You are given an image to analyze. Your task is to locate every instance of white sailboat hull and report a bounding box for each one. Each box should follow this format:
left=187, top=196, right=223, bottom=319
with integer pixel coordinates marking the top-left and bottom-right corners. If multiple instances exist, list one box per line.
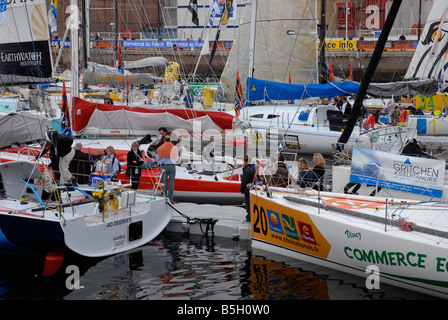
left=63, top=197, right=171, bottom=258
left=250, top=188, right=448, bottom=299
left=0, top=161, right=172, bottom=258
left=242, top=105, right=416, bottom=155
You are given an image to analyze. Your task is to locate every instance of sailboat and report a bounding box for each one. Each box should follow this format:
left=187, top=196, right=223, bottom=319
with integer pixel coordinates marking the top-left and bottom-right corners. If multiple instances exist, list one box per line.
left=0, top=0, right=172, bottom=259
left=247, top=0, right=448, bottom=299
left=221, top=0, right=417, bottom=156
left=395, top=0, right=448, bottom=157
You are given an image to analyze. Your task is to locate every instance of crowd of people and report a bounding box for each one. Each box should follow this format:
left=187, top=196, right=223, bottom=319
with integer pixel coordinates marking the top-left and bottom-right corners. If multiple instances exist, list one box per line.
left=37, top=128, right=180, bottom=204
left=240, top=152, right=327, bottom=222
left=329, top=95, right=430, bottom=126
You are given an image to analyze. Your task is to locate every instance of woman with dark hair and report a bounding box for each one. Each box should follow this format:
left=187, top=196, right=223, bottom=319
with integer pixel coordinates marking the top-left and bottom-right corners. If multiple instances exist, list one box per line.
left=126, top=141, right=144, bottom=190
left=270, top=154, right=289, bottom=188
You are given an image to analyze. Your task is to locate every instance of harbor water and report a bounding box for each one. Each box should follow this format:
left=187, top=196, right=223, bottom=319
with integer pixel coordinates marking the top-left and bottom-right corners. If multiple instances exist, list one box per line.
left=0, top=230, right=436, bottom=301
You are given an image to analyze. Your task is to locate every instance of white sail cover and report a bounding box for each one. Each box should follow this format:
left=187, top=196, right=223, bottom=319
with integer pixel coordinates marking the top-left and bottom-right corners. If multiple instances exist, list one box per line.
left=405, top=0, right=448, bottom=86
left=220, top=0, right=318, bottom=99
left=0, top=112, right=52, bottom=149
left=71, top=98, right=236, bottom=135
left=0, top=0, right=53, bottom=84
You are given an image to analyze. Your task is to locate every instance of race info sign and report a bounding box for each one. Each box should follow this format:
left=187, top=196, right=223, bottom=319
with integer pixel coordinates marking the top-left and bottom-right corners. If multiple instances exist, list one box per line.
left=350, top=147, right=445, bottom=198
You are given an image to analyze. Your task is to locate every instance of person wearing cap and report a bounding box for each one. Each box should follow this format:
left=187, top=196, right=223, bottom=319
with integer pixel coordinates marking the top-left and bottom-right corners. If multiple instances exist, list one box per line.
left=39, top=130, right=75, bottom=184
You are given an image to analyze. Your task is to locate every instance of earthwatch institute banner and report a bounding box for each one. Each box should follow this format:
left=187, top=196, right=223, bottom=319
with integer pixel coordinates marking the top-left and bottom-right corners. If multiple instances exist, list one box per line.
left=350, top=147, right=445, bottom=198
left=0, top=0, right=53, bottom=84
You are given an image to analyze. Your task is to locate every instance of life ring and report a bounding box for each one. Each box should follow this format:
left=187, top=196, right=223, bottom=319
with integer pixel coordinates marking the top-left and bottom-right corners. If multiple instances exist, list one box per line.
left=399, top=110, right=408, bottom=123
left=365, top=114, right=375, bottom=129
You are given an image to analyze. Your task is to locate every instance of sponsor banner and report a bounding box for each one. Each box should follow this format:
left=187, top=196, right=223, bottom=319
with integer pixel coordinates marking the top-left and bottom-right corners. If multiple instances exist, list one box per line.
left=123, top=40, right=204, bottom=49
left=53, top=40, right=234, bottom=50
left=350, top=147, right=445, bottom=197
left=251, top=194, right=331, bottom=259
left=0, top=41, right=52, bottom=79
left=317, top=40, right=357, bottom=50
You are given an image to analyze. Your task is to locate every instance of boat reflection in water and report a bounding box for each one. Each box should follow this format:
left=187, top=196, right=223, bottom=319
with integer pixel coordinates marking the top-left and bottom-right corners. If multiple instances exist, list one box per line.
left=62, top=232, right=434, bottom=300
left=0, top=231, right=435, bottom=300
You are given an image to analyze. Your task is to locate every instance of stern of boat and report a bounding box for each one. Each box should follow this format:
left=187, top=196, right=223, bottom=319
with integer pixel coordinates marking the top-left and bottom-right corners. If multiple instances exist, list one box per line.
left=62, top=196, right=172, bottom=257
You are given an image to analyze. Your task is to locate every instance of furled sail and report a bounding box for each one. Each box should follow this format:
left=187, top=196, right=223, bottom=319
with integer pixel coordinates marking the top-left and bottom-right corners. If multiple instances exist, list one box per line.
left=366, top=79, right=439, bottom=98
left=246, top=77, right=360, bottom=102
left=82, top=69, right=159, bottom=87
left=0, top=0, right=53, bottom=84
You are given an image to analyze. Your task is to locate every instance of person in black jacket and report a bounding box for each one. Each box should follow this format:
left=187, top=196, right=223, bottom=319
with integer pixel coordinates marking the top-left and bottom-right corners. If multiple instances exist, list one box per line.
left=39, top=130, right=74, bottom=184
left=69, top=143, right=92, bottom=184
left=240, top=155, right=255, bottom=222
left=127, top=141, right=144, bottom=190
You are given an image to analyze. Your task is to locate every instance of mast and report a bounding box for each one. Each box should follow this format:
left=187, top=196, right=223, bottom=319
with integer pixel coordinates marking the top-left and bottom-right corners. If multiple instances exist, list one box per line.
left=319, top=0, right=326, bottom=84
left=115, top=0, right=118, bottom=62
left=81, top=0, right=88, bottom=69
left=248, top=0, right=257, bottom=79
left=81, top=0, right=88, bottom=90
left=71, top=0, right=79, bottom=99
left=337, top=0, right=402, bottom=146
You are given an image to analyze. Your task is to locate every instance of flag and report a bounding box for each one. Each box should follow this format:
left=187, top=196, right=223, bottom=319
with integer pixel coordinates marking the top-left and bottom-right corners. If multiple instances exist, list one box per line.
left=117, top=44, right=124, bottom=74
left=48, top=0, right=57, bottom=33
left=440, top=66, right=446, bottom=92
left=61, top=81, right=72, bottom=137
left=188, top=0, right=199, bottom=26
left=288, top=69, right=294, bottom=104
left=234, top=71, right=244, bottom=118
left=349, top=61, right=353, bottom=81
left=328, top=62, right=335, bottom=83
left=0, top=0, right=7, bottom=29
left=200, top=33, right=210, bottom=56
left=126, top=74, right=130, bottom=103
left=220, top=0, right=233, bottom=25
left=208, top=0, right=221, bottom=27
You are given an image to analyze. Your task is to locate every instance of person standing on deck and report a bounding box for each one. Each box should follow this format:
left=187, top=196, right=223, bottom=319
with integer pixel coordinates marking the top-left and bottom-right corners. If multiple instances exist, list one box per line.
left=240, top=155, right=256, bottom=222
left=183, top=88, right=194, bottom=109
left=38, top=130, right=74, bottom=184
left=126, top=141, right=144, bottom=190
left=156, top=135, right=179, bottom=203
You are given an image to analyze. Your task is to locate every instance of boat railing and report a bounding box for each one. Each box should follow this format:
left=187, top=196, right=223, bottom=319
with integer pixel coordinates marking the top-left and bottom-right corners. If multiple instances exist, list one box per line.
left=151, top=168, right=165, bottom=198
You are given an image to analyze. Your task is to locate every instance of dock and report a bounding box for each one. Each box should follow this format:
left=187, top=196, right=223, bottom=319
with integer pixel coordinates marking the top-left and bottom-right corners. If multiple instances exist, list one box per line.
left=168, top=202, right=251, bottom=241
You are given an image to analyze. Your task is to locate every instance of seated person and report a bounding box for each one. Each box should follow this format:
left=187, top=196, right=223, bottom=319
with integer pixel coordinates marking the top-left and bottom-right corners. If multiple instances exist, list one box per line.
left=292, top=158, right=313, bottom=188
